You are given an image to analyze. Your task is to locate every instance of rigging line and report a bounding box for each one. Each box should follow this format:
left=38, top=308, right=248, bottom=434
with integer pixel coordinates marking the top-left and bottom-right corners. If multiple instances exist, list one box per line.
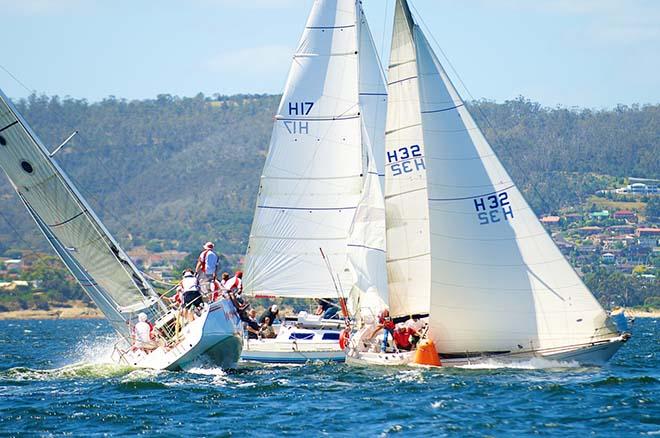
left=380, top=0, right=391, bottom=64
left=0, top=64, right=35, bottom=95
left=408, top=2, right=553, bottom=214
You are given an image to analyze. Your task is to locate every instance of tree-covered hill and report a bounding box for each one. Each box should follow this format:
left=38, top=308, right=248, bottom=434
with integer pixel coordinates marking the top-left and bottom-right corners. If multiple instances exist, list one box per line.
left=0, top=94, right=657, bottom=257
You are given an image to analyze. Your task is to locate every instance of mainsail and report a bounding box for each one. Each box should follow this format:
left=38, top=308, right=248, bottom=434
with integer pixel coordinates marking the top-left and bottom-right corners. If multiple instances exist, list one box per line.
left=388, top=0, right=618, bottom=354
left=0, top=89, right=163, bottom=336
left=244, top=0, right=388, bottom=302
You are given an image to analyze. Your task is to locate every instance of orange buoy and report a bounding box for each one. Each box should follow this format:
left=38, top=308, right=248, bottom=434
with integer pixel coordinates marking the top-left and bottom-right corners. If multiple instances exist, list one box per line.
left=413, top=339, right=441, bottom=366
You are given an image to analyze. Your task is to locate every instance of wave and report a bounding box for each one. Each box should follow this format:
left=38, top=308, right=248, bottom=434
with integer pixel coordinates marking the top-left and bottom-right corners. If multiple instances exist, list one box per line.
left=2, top=362, right=135, bottom=381
left=455, top=357, right=583, bottom=370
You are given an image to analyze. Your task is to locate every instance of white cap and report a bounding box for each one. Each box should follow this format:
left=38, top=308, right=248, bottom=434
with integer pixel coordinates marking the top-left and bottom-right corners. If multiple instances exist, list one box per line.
left=138, top=312, right=148, bottom=322
left=183, top=271, right=195, bottom=278
left=271, top=304, right=278, bottom=312
left=204, top=241, right=214, bottom=249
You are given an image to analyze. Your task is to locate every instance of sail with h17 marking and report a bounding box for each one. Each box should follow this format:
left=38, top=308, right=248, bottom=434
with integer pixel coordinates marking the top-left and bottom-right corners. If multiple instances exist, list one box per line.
left=388, top=0, right=618, bottom=355
left=0, top=89, right=163, bottom=336
left=244, top=0, right=388, bottom=302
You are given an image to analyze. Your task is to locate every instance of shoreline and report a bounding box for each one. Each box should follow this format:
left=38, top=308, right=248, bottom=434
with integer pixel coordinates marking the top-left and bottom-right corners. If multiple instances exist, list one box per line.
left=0, top=305, right=657, bottom=321
left=0, top=306, right=103, bottom=320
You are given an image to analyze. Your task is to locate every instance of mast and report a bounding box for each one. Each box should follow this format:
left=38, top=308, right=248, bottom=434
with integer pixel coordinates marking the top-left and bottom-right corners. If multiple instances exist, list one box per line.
left=391, top=0, right=618, bottom=353
left=0, top=89, right=164, bottom=336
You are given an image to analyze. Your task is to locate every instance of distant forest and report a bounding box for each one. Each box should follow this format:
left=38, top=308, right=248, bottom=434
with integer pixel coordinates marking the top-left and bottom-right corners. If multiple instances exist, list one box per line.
left=0, top=93, right=657, bottom=257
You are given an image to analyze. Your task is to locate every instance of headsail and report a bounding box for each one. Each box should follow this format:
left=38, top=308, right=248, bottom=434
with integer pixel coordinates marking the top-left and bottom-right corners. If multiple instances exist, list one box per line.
left=384, top=0, right=431, bottom=318
left=390, top=0, right=618, bottom=354
left=0, top=89, right=162, bottom=336
left=244, top=0, right=387, bottom=301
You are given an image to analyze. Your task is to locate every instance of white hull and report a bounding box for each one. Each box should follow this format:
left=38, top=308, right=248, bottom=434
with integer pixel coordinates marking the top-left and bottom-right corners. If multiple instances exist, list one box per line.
left=240, top=317, right=345, bottom=364
left=113, top=299, right=243, bottom=370
left=346, top=334, right=628, bottom=368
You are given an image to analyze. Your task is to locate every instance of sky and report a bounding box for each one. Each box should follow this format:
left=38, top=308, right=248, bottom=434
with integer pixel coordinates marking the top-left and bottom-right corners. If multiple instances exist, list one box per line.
left=1, top=0, right=658, bottom=108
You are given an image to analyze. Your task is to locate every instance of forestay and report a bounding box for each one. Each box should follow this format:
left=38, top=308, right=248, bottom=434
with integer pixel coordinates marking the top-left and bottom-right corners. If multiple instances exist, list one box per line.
left=0, top=89, right=162, bottom=335
left=244, top=0, right=387, bottom=301
left=392, top=0, right=618, bottom=354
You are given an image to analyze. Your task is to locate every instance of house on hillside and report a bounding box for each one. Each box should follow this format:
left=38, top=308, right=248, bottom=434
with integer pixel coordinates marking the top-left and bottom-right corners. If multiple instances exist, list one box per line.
left=613, top=210, right=637, bottom=222
left=540, top=216, right=561, bottom=228
left=636, top=228, right=660, bottom=248
left=590, top=210, right=610, bottom=221
left=601, top=253, right=615, bottom=264
left=577, top=226, right=602, bottom=236
left=564, top=213, right=583, bottom=223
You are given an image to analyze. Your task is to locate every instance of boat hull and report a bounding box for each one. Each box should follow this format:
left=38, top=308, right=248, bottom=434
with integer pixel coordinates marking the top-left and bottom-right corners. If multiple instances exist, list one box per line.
left=240, top=320, right=345, bottom=364
left=115, top=299, right=243, bottom=370
left=346, top=335, right=628, bottom=368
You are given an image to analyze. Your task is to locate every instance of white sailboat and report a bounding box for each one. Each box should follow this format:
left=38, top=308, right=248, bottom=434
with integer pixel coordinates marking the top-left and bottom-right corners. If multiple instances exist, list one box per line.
left=241, top=0, right=389, bottom=363
left=347, top=0, right=629, bottom=367
left=0, top=88, right=243, bottom=370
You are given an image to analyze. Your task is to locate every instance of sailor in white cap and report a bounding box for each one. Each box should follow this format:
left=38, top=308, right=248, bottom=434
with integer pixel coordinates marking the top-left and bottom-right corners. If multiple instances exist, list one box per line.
left=133, top=312, right=155, bottom=350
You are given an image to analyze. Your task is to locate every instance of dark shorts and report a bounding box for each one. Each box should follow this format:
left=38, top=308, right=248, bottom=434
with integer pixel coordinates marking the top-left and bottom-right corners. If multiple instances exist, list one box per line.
left=183, top=290, right=202, bottom=309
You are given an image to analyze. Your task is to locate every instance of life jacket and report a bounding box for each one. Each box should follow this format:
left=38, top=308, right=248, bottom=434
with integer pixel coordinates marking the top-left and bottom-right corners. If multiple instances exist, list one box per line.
left=226, top=276, right=242, bottom=293
left=211, top=280, right=221, bottom=302
left=181, top=276, right=200, bottom=293
left=379, top=315, right=395, bottom=331
left=198, top=249, right=211, bottom=274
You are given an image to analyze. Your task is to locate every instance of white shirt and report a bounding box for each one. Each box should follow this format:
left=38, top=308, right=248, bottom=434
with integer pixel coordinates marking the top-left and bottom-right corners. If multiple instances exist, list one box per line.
left=181, top=276, right=200, bottom=292
left=198, top=250, right=218, bottom=276
left=134, top=321, right=152, bottom=345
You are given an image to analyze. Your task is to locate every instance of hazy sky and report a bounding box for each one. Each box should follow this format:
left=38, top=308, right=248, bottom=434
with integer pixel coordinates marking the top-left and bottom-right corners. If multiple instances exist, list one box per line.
left=1, top=0, right=658, bottom=108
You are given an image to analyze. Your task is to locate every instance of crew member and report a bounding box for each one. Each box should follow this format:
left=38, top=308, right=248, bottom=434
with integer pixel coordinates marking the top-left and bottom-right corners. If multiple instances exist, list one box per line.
left=180, top=268, right=203, bottom=321
left=195, top=242, right=218, bottom=295
left=133, top=312, right=156, bottom=351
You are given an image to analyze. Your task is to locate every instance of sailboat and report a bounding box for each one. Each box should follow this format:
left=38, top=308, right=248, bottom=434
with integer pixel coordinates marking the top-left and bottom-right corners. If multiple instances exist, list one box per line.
left=240, top=0, right=389, bottom=363
left=347, top=0, right=630, bottom=366
left=0, top=88, right=243, bottom=370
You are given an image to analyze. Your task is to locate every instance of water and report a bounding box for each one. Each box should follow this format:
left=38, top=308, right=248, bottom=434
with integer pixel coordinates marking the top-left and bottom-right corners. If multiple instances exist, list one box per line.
left=0, top=319, right=657, bottom=436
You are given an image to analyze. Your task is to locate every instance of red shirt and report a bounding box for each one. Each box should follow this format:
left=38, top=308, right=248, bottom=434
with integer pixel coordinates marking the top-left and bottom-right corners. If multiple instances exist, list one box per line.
left=393, top=328, right=413, bottom=349
left=379, top=315, right=395, bottom=331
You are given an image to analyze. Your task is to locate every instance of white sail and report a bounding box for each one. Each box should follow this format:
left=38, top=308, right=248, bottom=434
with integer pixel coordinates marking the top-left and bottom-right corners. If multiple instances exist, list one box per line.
left=357, top=4, right=387, bottom=188
left=244, top=0, right=363, bottom=298
left=391, top=0, right=618, bottom=354
left=0, top=89, right=162, bottom=335
left=346, top=128, right=388, bottom=322
left=383, top=0, right=431, bottom=318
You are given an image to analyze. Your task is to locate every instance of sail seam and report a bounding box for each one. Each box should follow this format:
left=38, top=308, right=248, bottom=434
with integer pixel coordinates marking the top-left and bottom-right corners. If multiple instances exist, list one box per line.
left=294, top=51, right=357, bottom=58
left=388, top=75, right=417, bottom=85
left=275, top=114, right=359, bottom=121
left=48, top=210, right=87, bottom=228
left=389, top=60, right=415, bottom=68
left=387, top=252, right=430, bottom=263
left=359, top=92, right=387, bottom=96
left=262, top=174, right=362, bottom=181
left=431, top=255, right=568, bottom=267
left=384, top=187, right=426, bottom=199
left=347, top=243, right=386, bottom=253
left=431, top=279, right=582, bottom=291
left=257, top=205, right=357, bottom=211
left=306, top=25, right=356, bottom=29
left=0, top=120, right=18, bottom=132
left=428, top=184, right=515, bottom=201
left=251, top=235, right=346, bottom=241
left=385, top=123, right=421, bottom=134
left=421, top=103, right=464, bottom=114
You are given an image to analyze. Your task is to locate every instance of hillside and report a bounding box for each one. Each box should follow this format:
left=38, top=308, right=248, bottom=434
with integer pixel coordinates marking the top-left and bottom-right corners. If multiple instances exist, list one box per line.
left=0, top=94, right=658, bottom=259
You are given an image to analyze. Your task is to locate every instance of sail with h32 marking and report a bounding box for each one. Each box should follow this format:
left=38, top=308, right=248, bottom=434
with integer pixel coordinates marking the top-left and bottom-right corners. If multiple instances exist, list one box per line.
left=391, top=0, right=618, bottom=354
left=0, top=89, right=163, bottom=336
left=384, top=0, right=431, bottom=318
left=243, top=0, right=364, bottom=299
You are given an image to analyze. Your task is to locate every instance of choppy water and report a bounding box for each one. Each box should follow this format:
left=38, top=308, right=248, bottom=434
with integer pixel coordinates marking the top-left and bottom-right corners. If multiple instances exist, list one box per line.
left=0, top=318, right=657, bottom=436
